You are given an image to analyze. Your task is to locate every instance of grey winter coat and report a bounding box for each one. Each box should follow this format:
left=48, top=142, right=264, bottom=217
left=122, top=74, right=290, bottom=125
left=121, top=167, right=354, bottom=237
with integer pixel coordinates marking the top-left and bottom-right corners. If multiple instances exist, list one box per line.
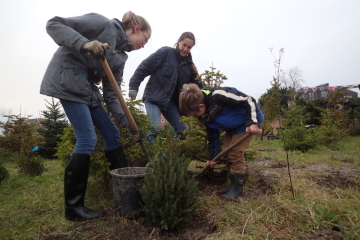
left=40, top=13, right=131, bottom=126
left=129, top=46, right=201, bottom=111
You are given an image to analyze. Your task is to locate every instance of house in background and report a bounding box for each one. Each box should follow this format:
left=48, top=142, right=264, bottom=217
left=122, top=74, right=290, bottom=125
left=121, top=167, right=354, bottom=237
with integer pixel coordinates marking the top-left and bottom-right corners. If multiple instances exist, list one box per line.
left=301, top=83, right=358, bottom=101
left=22, top=118, right=47, bottom=129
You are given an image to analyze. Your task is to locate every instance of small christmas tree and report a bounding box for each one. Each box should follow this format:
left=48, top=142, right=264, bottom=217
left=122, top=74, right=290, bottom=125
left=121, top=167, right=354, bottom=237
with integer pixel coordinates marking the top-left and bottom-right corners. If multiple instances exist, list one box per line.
left=140, top=137, right=199, bottom=230
left=38, top=98, right=68, bottom=159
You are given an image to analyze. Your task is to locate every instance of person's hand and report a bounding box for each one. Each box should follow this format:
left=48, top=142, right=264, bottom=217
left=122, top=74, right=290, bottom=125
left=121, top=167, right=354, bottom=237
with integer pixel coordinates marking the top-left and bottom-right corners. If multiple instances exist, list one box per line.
left=129, top=90, right=138, bottom=99
left=206, top=160, right=217, bottom=168
left=126, top=125, right=143, bottom=142
left=246, top=124, right=261, bottom=135
left=81, top=40, right=109, bottom=58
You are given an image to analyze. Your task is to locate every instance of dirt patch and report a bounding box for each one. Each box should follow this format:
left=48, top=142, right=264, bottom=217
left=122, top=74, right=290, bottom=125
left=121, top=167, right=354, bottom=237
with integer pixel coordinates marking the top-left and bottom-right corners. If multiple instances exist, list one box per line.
left=299, top=227, right=343, bottom=240
left=306, top=165, right=360, bottom=189
left=41, top=209, right=216, bottom=240
left=41, top=156, right=356, bottom=240
left=195, top=168, right=227, bottom=195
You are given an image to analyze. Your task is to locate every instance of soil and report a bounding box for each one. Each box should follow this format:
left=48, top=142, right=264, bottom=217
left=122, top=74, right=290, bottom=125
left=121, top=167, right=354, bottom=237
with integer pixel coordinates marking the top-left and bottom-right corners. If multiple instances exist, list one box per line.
left=41, top=152, right=360, bottom=240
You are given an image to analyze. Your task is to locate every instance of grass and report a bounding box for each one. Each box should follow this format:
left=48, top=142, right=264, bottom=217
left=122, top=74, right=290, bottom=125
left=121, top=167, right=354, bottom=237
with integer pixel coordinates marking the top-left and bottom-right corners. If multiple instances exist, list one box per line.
left=1, top=136, right=360, bottom=239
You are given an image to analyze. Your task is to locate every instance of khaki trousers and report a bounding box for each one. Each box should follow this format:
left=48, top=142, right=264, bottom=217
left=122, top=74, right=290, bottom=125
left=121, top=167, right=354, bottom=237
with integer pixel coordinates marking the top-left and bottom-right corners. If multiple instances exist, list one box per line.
left=222, top=131, right=253, bottom=174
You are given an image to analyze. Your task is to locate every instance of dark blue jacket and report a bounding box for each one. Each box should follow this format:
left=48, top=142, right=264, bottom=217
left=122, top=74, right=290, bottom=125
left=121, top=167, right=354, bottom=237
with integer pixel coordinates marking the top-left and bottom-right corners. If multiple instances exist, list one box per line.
left=198, top=87, right=264, bottom=159
left=129, top=46, right=201, bottom=110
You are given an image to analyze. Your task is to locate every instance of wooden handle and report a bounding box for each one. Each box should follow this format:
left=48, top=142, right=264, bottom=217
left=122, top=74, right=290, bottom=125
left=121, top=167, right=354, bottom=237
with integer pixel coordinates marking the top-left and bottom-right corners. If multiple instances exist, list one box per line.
left=195, top=132, right=252, bottom=178
left=99, top=57, right=153, bottom=165
left=100, top=58, right=138, bottom=131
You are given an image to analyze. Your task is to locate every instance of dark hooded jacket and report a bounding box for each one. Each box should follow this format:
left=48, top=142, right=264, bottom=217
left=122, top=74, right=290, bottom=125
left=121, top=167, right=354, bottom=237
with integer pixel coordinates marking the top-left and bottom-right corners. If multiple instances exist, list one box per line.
left=129, top=46, right=202, bottom=111
left=198, top=87, right=265, bottom=160
left=40, top=13, right=131, bottom=126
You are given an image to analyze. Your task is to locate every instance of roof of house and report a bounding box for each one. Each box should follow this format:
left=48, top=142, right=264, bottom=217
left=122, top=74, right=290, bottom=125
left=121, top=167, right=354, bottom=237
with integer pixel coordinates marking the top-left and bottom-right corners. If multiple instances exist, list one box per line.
left=22, top=118, right=47, bottom=127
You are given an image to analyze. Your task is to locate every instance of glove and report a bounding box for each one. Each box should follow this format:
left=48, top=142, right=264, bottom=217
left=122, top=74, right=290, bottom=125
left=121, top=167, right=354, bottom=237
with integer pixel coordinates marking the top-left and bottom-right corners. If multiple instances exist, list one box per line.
left=129, top=90, right=138, bottom=99
left=126, top=125, right=144, bottom=142
left=81, top=40, right=109, bottom=59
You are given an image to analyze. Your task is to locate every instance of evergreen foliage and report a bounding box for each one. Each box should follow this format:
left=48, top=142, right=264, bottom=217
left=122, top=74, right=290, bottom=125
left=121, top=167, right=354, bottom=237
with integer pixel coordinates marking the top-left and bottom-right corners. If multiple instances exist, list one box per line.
left=282, top=105, right=310, bottom=128
left=278, top=103, right=320, bottom=152
left=244, top=149, right=261, bottom=161
left=0, top=162, right=9, bottom=185
left=197, top=64, right=227, bottom=87
left=119, top=99, right=161, bottom=167
left=140, top=137, right=199, bottom=230
left=179, top=116, right=208, bottom=161
left=301, top=98, right=327, bottom=125
left=37, top=98, right=68, bottom=159
left=257, top=77, right=282, bottom=137
left=316, top=89, right=350, bottom=146
left=17, top=123, right=45, bottom=176
left=0, top=115, right=45, bottom=176
left=280, top=127, right=319, bottom=152
left=0, top=115, right=27, bottom=156
left=317, top=107, right=350, bottom=147
left=54, top=125, right=75, bottom=166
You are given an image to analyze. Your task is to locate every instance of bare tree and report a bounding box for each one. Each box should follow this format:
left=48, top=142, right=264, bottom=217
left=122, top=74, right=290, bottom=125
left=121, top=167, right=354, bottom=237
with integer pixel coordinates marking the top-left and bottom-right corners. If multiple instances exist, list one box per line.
left=0, top=107, right=12, bottom=117
left=281, top=66, right=305, bottom=89
left=269, top=47, right=285, bottom=84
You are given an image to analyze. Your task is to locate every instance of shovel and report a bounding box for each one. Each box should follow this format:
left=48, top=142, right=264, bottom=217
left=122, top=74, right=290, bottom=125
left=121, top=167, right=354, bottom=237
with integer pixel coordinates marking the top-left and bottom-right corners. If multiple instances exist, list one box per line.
left=98, top=55, right=153, bottom=166
left=195, top=132, right=252, bottom=178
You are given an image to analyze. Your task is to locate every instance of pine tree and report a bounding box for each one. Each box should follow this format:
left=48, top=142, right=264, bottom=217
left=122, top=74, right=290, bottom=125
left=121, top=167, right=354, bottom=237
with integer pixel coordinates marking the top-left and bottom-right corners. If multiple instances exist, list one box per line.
left=0, top=114, right=45, bottom=176
left=198, top=63, right=227, bottom=87
left=37, top=98, right=68, bottom=159
left=140, top=137, right=199, bottom=230
left=0, top=115, right=28, bottom=156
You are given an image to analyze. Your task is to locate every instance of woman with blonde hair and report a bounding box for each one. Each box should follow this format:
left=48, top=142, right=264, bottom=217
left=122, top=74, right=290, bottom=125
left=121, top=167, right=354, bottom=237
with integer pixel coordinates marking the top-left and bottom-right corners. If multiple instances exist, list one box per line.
left=40, top=11, right=151, bottom=221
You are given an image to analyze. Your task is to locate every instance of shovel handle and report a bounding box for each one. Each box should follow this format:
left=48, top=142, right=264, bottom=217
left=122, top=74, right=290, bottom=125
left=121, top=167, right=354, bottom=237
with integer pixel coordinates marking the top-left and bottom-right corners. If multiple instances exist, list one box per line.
left=99, top=57, right=153, bottom=165
left=195, top=132, right=252, bottom=178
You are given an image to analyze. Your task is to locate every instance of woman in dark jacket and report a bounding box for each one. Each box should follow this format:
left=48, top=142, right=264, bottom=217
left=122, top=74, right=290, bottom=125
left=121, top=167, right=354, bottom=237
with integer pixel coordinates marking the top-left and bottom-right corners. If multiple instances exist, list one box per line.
left=129, top=32, right=202, bottom=142
left=40, top=12, right=151, bottom=222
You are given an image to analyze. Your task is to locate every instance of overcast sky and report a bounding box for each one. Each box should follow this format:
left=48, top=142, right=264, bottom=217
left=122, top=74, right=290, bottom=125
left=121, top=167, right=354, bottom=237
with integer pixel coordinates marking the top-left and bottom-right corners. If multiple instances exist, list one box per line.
left=1, top=0, right=359, bottom=118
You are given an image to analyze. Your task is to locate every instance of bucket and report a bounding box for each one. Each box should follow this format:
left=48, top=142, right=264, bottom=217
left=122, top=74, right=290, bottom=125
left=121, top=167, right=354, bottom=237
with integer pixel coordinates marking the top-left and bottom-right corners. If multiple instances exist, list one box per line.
left=110, top=167, right=148, bottom=219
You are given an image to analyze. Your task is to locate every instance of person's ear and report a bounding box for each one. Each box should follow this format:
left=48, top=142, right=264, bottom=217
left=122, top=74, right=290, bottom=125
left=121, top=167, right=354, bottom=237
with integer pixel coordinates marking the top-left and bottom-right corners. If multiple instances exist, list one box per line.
left=199, top=104, right=205, bottom=109
left=133, top=25, right=141, bottom=34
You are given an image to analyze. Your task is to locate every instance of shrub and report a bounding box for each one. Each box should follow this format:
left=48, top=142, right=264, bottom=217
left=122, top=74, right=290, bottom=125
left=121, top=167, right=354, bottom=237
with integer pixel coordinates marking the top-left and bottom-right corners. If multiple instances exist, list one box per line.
left=280, top=127, right=319, bottom=152
left=18, top=153, right=45, bottom=177
left=317, top=108, right=350, bottom=146
left=140, top=139, right=199, bottom=230
left=245, top=149, right=261, bottom=161
left=0, top=162, right=9, bottom=185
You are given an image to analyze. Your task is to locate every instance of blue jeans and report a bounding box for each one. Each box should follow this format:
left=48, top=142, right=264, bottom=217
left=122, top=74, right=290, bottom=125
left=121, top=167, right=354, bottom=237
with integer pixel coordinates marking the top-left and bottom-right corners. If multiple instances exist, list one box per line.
left=144, top=100, right=187, bottom=141
left=60, top=99, right=120, bottom=155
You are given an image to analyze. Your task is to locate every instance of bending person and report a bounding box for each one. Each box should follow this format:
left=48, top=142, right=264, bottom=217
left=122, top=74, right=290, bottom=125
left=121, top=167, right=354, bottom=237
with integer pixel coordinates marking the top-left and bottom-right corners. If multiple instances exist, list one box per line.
left=40, top=12, right=151, bottom=221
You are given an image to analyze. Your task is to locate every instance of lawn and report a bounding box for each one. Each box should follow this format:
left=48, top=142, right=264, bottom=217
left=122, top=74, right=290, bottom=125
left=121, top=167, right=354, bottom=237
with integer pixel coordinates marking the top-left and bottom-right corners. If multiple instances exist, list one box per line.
left=1, top=136, right=360, bottom=239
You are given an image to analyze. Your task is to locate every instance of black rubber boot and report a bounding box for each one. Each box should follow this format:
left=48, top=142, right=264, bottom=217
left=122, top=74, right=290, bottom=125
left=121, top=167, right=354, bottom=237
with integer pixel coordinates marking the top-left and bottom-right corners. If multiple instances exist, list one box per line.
left=217, top=174, right=248, bottom=195
left=64, top=153, right=106, bottom=221
left=218, top=174, right=245, bottom=201
left=217, top=186, right=231, bottom=195
left=104, top=146, right=128, bottom=170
